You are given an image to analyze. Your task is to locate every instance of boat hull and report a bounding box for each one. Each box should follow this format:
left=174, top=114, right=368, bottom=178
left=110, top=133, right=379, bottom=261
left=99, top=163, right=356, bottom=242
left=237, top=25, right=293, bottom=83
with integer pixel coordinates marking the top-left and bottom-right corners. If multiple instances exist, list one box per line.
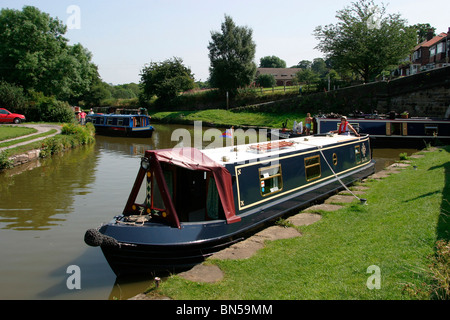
left=92, top=160, right=375, bottom=276
left=94, top=125, right=154, bottom=138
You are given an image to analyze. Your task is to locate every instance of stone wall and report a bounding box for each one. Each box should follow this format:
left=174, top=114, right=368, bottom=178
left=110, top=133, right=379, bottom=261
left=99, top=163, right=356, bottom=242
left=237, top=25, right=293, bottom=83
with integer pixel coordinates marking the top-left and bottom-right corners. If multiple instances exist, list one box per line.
left=9, top=149, right=41, bottom=167
left=245, top=66, right=450, bottom=118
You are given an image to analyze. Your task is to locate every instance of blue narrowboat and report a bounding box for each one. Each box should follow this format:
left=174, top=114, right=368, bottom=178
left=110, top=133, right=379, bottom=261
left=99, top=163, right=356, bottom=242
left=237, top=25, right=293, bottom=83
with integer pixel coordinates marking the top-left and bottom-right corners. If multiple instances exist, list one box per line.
left=314, top=115, right=450, bottom=147
left=85, top=133, right=375, bottom=276
left=86, top=113, right=154, bottom=138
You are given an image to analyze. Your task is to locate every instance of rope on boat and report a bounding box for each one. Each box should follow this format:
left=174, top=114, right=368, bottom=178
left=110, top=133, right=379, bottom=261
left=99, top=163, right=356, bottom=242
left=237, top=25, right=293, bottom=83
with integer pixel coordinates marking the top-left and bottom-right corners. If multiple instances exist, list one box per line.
left=291, top=134, right=364, bottom=203
left=317, top=146, right=362, bottom=202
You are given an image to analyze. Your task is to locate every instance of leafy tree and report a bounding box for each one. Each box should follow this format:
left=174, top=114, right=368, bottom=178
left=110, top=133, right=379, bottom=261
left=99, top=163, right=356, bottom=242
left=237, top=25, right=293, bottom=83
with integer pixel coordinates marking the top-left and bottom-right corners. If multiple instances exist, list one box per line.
left=311, top=58, right=328, bottom=78
left=80, top=80, right=111, bottom=107
left=0, top=81, right=27, bottom=110
left=256, top=74, right=276, bottom=88
left=259, top=56, right=286, bottom=68
left=140, top=57, right=195, bottom=102
left=0, top=6, right=98, bottom=102
left=295, top=60, right=312, bottom=69
left=314, top=0, right=416, bottom=82
left=412, top=23, right=436, bottom=43
left=296, top=69, right=319, bottom=86
left=208, top=15, right=257, bottom=95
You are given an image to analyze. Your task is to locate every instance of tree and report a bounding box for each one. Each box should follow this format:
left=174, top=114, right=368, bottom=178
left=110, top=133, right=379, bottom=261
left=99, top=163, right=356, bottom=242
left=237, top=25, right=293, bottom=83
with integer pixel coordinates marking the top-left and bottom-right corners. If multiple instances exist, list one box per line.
left=314, top=0, right=416, bottom=82
left=256, top=74, right=276, bottom=88
left=295, top=60, right=312, bottom=69
left=296, top=69, right=319, bottom=86
left=140, top=57, right=195, bottom=102
left=412, top=23, right=436, bottom=43
left=311, top=58, right=328, bottom=78
left=260, top=56, right=286, bottom=68
left=0, top=6, right=99, bottom=102
left=208, top=15, right=257, bottom=95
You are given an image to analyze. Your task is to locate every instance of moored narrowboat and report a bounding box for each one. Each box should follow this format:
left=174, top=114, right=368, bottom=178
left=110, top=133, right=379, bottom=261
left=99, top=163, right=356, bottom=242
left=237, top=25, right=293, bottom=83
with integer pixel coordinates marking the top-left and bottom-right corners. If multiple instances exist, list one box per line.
left=314, top=115, right=450, bottom=147
left=86, top=113, right=154, bottom=138
left=85, top=133, right=375, bottom=276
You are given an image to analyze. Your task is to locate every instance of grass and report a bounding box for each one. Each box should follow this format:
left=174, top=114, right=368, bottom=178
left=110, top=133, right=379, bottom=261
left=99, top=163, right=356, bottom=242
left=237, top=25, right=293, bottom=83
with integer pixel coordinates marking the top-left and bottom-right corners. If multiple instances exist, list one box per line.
left=0, top=129, right=57, bottom=148
left=150, top=109, right=306, bottom=129
left=0, top=126, right=37, bottom=141
left=154, top=147, right=449, bottom=300
left=0, top=123, right=96, bottom=170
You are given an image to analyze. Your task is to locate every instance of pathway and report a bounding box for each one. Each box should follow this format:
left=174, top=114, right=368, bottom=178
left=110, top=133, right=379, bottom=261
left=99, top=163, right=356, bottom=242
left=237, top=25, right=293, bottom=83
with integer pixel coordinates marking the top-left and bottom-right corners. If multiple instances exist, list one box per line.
left=0, top=124, right=62, bottom=153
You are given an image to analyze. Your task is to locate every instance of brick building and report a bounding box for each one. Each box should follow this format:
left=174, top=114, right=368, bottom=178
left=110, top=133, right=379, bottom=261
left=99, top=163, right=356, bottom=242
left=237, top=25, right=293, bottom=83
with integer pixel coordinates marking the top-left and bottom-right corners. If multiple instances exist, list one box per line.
left=398, top=28, right=450, bottom=76
left=255, top=68, right=301, bottom=86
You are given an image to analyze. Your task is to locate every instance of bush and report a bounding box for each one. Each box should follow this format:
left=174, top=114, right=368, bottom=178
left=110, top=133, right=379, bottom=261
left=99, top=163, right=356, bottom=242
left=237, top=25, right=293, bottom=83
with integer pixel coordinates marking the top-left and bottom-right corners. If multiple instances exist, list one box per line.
left=0, top=150, right=12, bottom=170
left=399, top=152, right=408, bottom=160
left=40, top=123, right=95, bottom=158
left=255, top=74, right=276, bottom=88
left=0, top=80, right=27, bottom=111
left=26, top=92, right=76, bottom=123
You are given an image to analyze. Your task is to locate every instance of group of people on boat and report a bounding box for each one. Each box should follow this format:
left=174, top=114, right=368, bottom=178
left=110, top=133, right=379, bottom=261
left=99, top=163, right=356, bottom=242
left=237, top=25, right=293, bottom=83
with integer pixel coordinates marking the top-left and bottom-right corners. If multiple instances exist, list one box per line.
left=292, top=114, right=359, bottom=137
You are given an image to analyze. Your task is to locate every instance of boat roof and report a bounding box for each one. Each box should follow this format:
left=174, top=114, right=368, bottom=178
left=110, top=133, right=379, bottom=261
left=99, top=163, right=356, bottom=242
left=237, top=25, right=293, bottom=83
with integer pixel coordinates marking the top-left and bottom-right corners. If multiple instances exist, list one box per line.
left=201, top=134, right=361, bottom=166
left=88, top=113, right=149, bottom=117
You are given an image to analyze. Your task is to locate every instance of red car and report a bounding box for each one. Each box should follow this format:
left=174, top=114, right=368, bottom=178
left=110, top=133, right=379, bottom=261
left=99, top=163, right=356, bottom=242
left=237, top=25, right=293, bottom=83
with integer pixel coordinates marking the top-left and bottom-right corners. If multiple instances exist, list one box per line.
left=0, top=108, right=26, bottom=124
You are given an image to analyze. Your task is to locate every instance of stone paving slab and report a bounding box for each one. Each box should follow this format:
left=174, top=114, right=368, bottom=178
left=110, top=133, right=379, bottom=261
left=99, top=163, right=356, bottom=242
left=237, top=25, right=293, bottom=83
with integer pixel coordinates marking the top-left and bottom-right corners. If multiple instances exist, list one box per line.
left=287, top=213, right=322, bottom=226
left=325, top=194, right=357, bottom=204
left=178, top=264, right=224, bottom=283
left=409, top=154, right=424, bottom=159
left=209, top=226, right=300, bottom=261
left=306, top=203, right=343, bottom=212
left=338, top=190, right=366, bottom=196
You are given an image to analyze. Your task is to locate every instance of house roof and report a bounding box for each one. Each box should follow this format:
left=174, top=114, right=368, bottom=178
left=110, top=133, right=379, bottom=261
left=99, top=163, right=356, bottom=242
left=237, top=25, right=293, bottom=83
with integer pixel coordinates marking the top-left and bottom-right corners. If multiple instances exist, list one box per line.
left=256, top=68, right=301, bottom=80
left=415, top=32, right=448, bottom=50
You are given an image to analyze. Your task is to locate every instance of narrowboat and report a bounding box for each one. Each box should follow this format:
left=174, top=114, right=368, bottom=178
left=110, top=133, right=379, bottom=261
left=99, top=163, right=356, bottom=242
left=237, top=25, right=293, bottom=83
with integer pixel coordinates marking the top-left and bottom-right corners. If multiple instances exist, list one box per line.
left=86, top=114, right=154, bottom=138
left=85, top=133, right=375, bottom=276
left=314, top=114, right=450, bottom=147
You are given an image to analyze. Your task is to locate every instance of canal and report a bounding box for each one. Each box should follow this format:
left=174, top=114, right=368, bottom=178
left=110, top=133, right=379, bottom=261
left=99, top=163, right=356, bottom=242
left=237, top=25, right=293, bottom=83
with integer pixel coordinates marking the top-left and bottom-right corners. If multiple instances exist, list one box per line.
left=0, top=124, right=418, bottom=300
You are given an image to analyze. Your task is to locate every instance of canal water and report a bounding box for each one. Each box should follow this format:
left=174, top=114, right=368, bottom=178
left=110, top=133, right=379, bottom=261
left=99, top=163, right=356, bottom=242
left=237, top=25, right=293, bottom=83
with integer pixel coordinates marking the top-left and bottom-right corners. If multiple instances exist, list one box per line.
left=0, top=124, right=418, bottom=300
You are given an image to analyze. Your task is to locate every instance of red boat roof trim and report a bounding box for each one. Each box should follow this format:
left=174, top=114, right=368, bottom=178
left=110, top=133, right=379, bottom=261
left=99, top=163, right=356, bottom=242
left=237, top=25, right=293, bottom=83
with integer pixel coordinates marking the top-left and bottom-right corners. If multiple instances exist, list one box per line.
left=146, top=148, right=240, bottom=224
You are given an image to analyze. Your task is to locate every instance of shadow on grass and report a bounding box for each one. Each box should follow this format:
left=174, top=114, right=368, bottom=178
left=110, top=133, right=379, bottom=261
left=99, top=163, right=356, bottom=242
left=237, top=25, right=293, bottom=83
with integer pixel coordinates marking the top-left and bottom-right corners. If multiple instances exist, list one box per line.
left=428, top=146, right=450, bottom=242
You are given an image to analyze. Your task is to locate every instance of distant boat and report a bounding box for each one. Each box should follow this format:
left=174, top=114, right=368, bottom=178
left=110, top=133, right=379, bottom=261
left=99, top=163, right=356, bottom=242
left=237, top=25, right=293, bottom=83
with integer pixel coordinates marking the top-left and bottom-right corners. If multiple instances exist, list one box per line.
left=85, top=133, right=375, bottom=276
left=86, top=114, right=154, bottom=138
left=314, top=114, right=450, bottom=147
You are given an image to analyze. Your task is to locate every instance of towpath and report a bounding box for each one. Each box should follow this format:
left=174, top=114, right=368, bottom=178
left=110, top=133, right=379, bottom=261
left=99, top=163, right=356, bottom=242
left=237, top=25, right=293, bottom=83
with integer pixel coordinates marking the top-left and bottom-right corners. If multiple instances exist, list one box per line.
left=0, top=124, right=62, bottom=153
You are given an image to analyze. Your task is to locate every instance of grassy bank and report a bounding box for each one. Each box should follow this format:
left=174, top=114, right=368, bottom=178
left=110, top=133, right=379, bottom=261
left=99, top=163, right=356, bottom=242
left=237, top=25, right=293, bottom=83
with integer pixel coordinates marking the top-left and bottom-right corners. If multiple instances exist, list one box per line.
left=150, top=109, right=306, bottom=129
left=0, top=123, right=95, bottom=170
left=154, top=147, right=449, bottom=300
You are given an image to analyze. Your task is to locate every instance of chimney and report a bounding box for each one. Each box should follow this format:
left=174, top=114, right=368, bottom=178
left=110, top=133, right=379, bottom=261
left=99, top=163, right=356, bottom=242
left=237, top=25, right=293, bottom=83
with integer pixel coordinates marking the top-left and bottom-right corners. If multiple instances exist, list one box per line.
left=426, top=29, right=434, bottom=41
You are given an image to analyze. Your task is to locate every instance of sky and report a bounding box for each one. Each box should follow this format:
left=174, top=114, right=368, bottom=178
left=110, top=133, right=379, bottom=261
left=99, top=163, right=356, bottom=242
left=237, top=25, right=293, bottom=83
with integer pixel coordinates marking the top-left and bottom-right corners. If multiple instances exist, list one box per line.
left=1, top=0, right=448, bottom=85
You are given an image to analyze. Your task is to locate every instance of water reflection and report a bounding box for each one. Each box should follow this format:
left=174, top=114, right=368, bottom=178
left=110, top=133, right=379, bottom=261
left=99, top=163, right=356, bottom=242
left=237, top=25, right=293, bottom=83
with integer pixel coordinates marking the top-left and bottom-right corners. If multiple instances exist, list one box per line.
left=0, top=144, right=97, bottom=231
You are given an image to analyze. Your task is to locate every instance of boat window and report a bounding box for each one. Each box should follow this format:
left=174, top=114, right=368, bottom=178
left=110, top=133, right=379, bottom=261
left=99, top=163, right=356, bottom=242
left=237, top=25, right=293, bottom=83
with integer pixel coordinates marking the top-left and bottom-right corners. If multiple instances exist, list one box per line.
left=387, top=122, right=403, bottom=135
left=425, top=125, right=438, bottom=136
left=305, top=155, right=321, bottom=181
left=332, top=153, right=338, bottom=166
left=117, top=119, right=124, bottom=126
left=259, top=165, right=283, bottom=196
left=355, top=146, right=361, bottom=164
left=107, top=118, right=114, bottom=125
left=350, top=123, right=359, bottom=133
left=99, top=117, right=104, bottom=125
